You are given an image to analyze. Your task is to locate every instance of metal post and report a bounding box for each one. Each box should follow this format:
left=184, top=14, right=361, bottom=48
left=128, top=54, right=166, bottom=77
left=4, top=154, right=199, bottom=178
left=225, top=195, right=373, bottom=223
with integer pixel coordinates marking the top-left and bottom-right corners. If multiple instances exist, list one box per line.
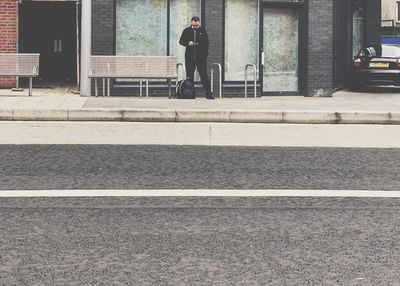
left=253, top=66, right=257, bottom=98
left=146, top=80, right=149, bottom=98
left=245, top=68, right=248, bottom=98
left=16, top=0, right=20, bottom=89
left=76, top=1, right=80, bottom=88
left=28, top=77, right=32, bottom=96
left=95, top=79, right=98, bottom=97
left=175, top=63, right=186, bottom=99
left=104, top=61, right=111, bottom=97
left=210, top=63, right=222, bottom=99
left=80, top=0, right=91, bottom=96
left=177, top=63, right=186, bottom=80
left=140, top=80, right=143, bottom=97
left=168, top=78, right=172, bottom=99
left=102, top=79, right=105, bottom=97
left=245, top=64, right=257, bottom=98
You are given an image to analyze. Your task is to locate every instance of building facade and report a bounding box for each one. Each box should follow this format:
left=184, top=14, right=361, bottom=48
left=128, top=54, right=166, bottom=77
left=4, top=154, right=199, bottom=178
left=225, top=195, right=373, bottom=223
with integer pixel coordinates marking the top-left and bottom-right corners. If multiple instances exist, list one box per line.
left=381, top=0, right=400, bottom=45
left=382, top=0, right=399, bottom=27
left=0, top=1, right=17, bottom=87
left=0, top=0, right=381, bottom=96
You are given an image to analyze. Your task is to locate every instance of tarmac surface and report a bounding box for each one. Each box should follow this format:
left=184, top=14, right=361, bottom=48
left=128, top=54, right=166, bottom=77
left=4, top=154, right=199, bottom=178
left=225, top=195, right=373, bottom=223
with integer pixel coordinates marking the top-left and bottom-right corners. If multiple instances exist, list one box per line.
left=0, top=145, right=399, bottom=190
left=1, top=196, right=400, bottom=285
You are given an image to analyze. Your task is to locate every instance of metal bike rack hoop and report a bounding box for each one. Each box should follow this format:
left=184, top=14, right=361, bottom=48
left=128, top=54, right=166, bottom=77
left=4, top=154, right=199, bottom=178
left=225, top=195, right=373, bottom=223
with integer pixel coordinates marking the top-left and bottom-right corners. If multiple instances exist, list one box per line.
left=177, top=63, right=186, bottom=81
left=245, top=64, right=257, bottom=98
left=210, top=63, right=222, bottom=99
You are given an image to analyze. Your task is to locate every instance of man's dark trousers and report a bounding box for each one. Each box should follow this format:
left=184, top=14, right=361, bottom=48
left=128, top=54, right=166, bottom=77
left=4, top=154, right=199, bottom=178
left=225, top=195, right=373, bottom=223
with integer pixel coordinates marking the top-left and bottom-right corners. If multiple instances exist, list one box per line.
left=185, top=57, right=212, bottom=96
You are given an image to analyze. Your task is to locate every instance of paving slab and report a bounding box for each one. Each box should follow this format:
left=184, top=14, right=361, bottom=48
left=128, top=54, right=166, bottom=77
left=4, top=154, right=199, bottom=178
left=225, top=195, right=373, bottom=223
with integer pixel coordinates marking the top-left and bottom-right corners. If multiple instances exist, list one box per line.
left=10, top=97, right=47, bottom=109
left=0, top=97, right=24, bottom=109
left=59, top=97, right=87, bottom=109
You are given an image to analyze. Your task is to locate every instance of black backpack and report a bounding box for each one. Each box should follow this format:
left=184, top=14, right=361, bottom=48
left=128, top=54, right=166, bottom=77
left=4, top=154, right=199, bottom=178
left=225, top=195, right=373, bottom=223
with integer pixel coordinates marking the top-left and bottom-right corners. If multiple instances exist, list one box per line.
left=176, top=80, right=195, bottom=99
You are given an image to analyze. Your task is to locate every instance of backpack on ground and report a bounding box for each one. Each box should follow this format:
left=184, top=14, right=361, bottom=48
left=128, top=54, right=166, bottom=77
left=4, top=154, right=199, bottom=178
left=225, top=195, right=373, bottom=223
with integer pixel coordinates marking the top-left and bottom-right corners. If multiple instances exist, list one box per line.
left=176, top=79, right=195, bottom=99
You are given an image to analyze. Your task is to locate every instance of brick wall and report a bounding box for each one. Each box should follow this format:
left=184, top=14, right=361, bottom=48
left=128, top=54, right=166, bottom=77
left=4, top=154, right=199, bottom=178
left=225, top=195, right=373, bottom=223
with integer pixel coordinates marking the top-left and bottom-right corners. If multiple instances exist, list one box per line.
left=92, top=0, right=114, bottom=55
left=91, top=0, right=114, bottom=95
left=0, top=0, right=17, bottom=87
left=307, top=0, right=334, bottom=96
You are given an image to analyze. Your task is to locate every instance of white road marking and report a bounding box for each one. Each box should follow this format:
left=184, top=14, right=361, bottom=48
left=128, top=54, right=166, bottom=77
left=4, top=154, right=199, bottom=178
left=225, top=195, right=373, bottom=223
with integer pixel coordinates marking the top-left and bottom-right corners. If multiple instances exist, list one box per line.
left=1, top=189, right=400, bottom=197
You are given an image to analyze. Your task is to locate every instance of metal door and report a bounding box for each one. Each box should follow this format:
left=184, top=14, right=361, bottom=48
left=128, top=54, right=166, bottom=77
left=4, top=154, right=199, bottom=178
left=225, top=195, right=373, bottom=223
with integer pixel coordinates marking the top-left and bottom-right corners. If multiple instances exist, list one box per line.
left=19, top=1, right=77, bottom=84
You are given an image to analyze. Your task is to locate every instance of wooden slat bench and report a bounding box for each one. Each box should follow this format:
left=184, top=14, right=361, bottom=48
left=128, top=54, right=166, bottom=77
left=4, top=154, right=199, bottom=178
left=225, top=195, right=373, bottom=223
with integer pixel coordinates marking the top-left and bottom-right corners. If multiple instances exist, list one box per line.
left=88, top=55, right=179, bottom=98
left=0, top=53, right=40, bottom=96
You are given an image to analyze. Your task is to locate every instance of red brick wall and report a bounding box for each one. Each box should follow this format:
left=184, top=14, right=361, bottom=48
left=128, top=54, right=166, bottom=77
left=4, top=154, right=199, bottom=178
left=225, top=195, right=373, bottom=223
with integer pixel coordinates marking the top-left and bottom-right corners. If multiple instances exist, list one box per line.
left=0, top=0, right=17, bottom=87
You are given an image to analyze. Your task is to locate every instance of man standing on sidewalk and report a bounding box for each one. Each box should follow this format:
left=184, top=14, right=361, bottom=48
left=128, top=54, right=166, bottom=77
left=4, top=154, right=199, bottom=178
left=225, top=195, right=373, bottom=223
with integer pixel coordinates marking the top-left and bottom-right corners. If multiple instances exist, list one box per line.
left=179, top=16, right=214, bottom=99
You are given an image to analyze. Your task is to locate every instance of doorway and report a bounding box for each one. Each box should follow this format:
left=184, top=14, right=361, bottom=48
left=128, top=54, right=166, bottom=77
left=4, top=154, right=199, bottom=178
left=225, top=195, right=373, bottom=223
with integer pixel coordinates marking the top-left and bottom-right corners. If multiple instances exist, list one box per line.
left=19, top=1, right=78, bottom=86
left=333, top=0, right=366, bottom=90
left=260, top=4, right=301, bottom=95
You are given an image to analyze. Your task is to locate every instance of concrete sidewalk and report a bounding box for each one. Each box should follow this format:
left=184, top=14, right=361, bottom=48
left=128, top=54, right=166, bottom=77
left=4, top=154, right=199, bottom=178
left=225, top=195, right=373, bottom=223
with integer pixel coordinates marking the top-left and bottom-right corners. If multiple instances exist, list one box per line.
left=1, top=86, right=400, bottom=124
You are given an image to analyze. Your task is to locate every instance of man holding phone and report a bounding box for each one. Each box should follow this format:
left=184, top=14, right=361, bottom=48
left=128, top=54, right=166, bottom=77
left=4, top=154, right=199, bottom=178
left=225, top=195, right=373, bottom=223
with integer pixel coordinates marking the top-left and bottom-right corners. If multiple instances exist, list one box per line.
left=179, top=16, right=214, bottom=99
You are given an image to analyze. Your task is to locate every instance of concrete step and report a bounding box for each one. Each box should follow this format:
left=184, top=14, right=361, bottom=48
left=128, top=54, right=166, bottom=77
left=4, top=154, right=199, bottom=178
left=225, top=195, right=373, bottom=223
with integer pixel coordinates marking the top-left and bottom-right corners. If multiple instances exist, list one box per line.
left=1, top=108, right=400, bottom=124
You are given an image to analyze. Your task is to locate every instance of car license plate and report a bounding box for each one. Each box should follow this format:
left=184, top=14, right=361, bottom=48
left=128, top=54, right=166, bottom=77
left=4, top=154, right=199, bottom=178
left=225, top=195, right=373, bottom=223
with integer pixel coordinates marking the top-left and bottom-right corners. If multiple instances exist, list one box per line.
left=369, top=62, right=389, bottom=68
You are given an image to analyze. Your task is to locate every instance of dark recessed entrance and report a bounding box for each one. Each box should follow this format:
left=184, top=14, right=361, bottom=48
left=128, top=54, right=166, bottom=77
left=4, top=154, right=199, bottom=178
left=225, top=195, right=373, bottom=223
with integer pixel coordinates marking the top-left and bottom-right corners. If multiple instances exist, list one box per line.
left=19, top=1, right=78, bottom=86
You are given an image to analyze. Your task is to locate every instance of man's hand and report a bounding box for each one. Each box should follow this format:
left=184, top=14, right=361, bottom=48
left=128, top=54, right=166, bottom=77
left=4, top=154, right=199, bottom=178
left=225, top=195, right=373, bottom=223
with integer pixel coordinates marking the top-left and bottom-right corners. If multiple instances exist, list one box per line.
left=188, top=41, right=194, bottom=47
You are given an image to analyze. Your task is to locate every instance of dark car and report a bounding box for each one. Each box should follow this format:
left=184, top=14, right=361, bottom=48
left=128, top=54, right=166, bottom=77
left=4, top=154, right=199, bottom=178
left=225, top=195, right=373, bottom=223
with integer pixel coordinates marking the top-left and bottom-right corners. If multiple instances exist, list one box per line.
left=352, top=44, right=400, bottom=90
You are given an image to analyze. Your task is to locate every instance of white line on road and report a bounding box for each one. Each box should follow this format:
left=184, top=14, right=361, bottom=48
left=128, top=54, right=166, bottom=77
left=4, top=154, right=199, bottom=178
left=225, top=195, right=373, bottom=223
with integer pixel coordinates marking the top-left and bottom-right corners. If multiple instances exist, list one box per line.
left=1, top=189, right=400, bottom=197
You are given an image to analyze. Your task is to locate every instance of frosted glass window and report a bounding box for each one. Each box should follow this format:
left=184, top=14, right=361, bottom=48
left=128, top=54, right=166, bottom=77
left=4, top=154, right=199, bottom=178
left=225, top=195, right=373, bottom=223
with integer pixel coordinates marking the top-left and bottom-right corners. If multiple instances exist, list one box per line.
left=352, top=6, right=364, bottom=57
left=225, top=0, right=259, bottom=81
left=116, top=0, right=168, bottom=56
left=263, top=8, right=298, bottom=92
left=116, top=0, right=200, bottom=60
left=170, top=0, right=201, bottom=64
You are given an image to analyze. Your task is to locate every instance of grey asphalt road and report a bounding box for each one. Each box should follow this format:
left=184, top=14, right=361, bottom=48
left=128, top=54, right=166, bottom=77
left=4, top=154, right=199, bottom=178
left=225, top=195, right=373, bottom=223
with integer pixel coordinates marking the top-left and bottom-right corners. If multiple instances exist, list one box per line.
left=0, top=145, right=399, bottom=190
left=1, top=197, right=400, bottom=285
left=2, top=145, right=400, bottom=285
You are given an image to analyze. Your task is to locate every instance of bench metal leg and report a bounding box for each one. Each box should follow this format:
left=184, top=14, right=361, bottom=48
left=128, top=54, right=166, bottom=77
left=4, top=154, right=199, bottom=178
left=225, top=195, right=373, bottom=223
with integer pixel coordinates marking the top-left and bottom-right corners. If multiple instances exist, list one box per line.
left=140, top=80, right=142, bottom=98
left=107, top=78, right=110, bottom=97
left=146, top=80, right=149, bottom=98
left=29, top=77, right=32, bottom=97
left=102, top=79, right=106, bottom=97
left=95, top=79, right=98, bottom=97
left=168, top=79, right=172, bottom=99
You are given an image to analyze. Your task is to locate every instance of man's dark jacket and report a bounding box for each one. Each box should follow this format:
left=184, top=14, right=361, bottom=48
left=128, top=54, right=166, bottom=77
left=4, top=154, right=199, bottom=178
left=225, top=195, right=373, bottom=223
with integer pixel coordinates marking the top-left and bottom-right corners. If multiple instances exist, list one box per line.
left=179, top=26, right=209, bottom=60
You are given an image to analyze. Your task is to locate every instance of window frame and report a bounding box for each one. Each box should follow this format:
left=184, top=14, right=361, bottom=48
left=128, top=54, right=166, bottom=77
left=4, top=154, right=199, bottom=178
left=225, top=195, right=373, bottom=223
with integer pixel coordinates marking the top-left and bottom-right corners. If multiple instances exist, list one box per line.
left=351, top=0, right=366, bottom=58
left=397, top=1, right=400, bottom=23
left=112, top=0, right=204, bottom=86
left=114, top=0, right=204, bottom=57
left=223, top=0, right=260, bottom=84
left=222, top=0, right=307, bottom=96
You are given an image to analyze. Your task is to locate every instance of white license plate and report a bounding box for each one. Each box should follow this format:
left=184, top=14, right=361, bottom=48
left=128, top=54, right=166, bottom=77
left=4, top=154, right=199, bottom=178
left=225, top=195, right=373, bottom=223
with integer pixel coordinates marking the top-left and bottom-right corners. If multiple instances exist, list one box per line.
left=369, top=62, right=389, bottom=68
